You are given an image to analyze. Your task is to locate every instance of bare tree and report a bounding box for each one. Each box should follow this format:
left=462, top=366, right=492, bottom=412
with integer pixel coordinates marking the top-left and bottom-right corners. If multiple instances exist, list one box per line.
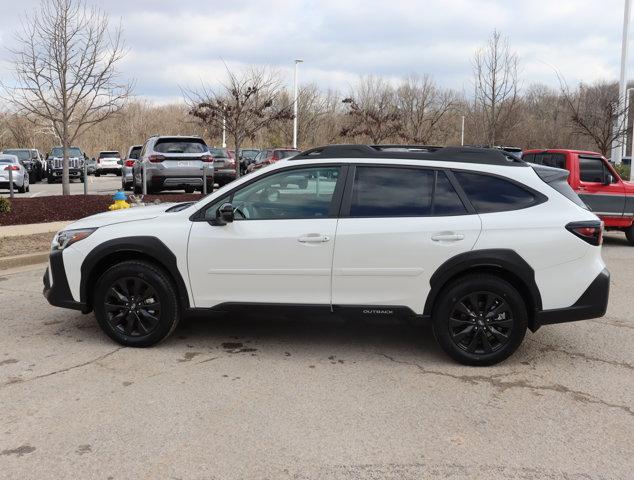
left=559, top=78, right=627, bottom=156
left=473, top=30, right=520, bottom=145
left=187, top=66, right=294, bottom=178
left=341, top=76, right=401, bottom=143
left=396, top=74, right=457, bottom=145
left=3, top=0, right=132, bottom=194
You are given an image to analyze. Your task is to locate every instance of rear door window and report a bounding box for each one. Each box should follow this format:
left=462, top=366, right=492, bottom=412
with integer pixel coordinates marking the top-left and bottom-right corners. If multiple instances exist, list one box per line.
left=454, top=171, right=537, bottom=213
left=348, top=167, right=467, bottom=217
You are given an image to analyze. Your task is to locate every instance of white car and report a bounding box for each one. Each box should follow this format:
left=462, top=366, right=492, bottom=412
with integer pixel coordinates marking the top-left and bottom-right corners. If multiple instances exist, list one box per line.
left=0, top=154, right=29, bottom=193
left=43, top=145, right=609, bottom=365
left=95, top=151, right=122, bottom=177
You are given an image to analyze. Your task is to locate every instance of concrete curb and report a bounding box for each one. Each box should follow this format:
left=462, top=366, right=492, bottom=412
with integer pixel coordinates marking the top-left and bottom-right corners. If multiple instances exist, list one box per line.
left=0, top=221, right=70, bottom=238
left=0, top=252, right=49, bottom=271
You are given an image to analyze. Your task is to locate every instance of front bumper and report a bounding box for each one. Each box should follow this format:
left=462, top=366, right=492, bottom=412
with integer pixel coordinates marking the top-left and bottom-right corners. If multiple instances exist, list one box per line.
left=534, top=268, right=610, bottom=327
left=43, top=250, right=89, bottom=313
left=49, top=169, right=82, bottom=178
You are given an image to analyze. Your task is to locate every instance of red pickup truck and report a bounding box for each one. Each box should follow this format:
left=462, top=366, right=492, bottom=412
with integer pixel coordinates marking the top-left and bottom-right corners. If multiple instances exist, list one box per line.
left=523, top=149, right=634, bottom=244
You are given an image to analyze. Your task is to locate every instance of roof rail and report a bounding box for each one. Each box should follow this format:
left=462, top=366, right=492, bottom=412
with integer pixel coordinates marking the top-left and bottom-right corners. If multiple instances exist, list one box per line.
left=292, top=144, right=526, bottom=166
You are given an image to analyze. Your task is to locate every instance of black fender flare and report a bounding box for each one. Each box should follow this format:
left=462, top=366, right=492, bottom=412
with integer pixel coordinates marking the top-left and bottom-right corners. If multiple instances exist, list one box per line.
left=80, top=236, right=190, bottom=310
left=423, top=249, right=542, bottom=321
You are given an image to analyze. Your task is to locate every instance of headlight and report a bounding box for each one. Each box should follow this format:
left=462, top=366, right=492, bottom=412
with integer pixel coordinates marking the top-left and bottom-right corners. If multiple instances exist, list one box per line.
left=52, top=228, right=97, bottom=251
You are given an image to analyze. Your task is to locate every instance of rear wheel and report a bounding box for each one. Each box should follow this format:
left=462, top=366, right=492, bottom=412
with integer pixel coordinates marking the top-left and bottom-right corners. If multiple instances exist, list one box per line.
left=184, top=186, right=195, bottom=194
left=94, top=260, right=180, bottom=347
left=432, top=274, right=527, bottom=366
left=625, top=225, right=634, bottom=245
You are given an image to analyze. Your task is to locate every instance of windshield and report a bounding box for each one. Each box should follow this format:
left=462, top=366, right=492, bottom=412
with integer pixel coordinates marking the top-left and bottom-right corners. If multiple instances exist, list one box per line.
left=99, top=151, right=120, bottom=159
left=129, top=147, right=142, bottom=159
left=209, top=148, right=229, bottom=158
left=276, top=150, right=298, bottom=159
left=51, top=147, right=82, bottom=158
left=3, top=150, right=30, bottom=161
left=241, top=150, right=259, bottom=159
left=154, top=139, right=207, bottom=154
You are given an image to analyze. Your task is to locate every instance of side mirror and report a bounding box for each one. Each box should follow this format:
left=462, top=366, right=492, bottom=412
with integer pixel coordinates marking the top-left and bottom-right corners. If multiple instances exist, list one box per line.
left=210, top=202, right=234, bottom=226
left=604, top=174, right=614, bottom=185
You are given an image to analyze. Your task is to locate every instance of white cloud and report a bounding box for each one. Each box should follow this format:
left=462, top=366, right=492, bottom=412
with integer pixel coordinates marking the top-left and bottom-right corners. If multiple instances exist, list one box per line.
left=0, top=0, right=630, bottom=102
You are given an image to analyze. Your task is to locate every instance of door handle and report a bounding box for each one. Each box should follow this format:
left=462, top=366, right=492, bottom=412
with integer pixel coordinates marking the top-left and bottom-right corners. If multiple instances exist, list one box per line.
left=298, top=233, right=330, bottom=243
left=431, top=232, right=465, bottom=242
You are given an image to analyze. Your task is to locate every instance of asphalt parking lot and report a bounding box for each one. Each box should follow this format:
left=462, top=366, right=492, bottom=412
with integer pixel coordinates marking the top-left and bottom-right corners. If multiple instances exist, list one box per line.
left=0, top=234, right=632, bottom=479
left=0, top=174, right=124, bottom=198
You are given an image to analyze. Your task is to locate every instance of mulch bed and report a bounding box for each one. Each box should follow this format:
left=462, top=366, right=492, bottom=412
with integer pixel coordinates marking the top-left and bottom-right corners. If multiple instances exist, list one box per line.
left=0, top=194, right=202, bottom=226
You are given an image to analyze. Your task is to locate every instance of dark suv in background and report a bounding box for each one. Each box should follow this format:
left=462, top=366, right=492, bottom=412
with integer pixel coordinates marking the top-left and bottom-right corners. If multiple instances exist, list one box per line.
left=248, top=148, right=299, bottom=173
left=133, top=136, right=214, bottom=194
left=208, top=147, right=237, bottom=187
left=46, top=146, right=85, bottom=183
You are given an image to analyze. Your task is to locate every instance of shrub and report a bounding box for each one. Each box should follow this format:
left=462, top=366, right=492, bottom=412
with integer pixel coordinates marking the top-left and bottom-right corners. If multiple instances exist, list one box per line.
left=613, top=162, right=631, bottom=180
left=0, top=197, right=10, bottom=214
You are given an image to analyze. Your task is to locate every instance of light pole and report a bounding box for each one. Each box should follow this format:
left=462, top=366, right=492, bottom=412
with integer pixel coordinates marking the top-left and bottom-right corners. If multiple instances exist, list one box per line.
left=611, top=0, right=631, bottom=164
left=292, top=59, right=303, bottom=149
left=460, top=115, right=465, bottom=146
left=222, top=115, right=226, bottom=148
left=623, top=87, right=634, bottom=158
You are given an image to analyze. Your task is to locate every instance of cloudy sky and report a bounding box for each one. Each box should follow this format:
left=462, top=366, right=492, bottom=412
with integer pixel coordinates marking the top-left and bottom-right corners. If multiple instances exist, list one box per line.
left=0, top=0, right=630, bottom=103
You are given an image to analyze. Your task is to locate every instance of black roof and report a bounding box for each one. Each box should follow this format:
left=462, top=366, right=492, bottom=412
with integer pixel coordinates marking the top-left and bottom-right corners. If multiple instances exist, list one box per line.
left=292, top=144, right=527, bottom=166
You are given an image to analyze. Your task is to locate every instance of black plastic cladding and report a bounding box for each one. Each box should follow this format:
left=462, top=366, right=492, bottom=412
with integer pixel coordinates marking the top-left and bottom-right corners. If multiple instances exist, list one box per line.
left=292, top=144, right=528, bottom=166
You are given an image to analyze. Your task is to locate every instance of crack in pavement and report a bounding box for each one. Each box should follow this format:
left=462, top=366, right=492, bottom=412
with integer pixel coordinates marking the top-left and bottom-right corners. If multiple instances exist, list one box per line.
left=526, top=337, right=634, bottom=371
left=1, top=347, right=125, bottom=388
left=377, top=353, right=633, bottom=417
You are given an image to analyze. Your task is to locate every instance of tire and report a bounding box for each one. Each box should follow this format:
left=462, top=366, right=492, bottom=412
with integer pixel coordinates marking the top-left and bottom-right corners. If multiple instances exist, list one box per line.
left=47, top=175, right=55, bottom=184
left=184, top=186, right=195, bottom=194
left=95, top=171, right=100, bottom=177
left=94, top=260, right=180, bottom=347
left=133, top=182, right=142, bottom=194
left=123, top=182, right=132, bottom=192
left=431, top=274, right=527, bottom=366
left=625, top=225, right=634, bottom=245
left=18, top=181, right=27, bottom=193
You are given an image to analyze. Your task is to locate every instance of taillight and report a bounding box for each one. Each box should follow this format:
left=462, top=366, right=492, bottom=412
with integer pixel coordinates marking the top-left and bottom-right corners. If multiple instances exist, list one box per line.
left=4, top=165, right=20, bottom=171
left=566, top=221, right=603, bottom=246
left=148, top=154, right=165, bottom=163
left=226, top=158, right=236, bottom=168
left=124, top=160, right=135, bottom=167
left=200, top=155, right=214, bottom=162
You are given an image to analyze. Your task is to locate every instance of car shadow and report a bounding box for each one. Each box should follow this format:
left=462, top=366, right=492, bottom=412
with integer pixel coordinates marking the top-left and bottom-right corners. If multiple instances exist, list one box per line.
left=172, top=311, right=442, bottom=357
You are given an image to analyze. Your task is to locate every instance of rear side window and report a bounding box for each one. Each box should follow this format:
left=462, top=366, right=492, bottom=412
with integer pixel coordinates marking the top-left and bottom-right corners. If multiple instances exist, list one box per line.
left=529, top=153, right=566, bottom=169
left=274, top=150, right=298, bottom=159
left=129, top=147, right=142, bottom=159
left=154, top=139, right=207, bottom=154
left=349, top=167, right=466, bottom=217
left=579, top=156, right=608, bottom=183
left=454, top=171, right=536, bottom=213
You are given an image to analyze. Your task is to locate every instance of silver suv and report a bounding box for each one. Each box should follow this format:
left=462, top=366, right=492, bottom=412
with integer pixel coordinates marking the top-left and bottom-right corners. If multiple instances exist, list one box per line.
left=132, top=136, right=214, bottom=194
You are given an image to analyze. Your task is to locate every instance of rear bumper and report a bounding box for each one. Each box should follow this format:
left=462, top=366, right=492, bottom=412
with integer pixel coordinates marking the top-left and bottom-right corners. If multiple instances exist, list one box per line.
left=149, top=174, right=214, bottom=190
left=43, top=250, right=89, bottom=313
left=534, top=268, right=610, bottom=327
left=214, top=169, right=236, bottom=184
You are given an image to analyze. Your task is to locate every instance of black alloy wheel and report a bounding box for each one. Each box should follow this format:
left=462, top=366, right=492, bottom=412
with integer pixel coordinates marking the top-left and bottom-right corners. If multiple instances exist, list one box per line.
left=104, top=277, right=162, bottom=337
left=448, top=291, right=513, bottom=354
left=94, top=260, right=179, bottom=347
left=432, top=274, right=527, bottom=366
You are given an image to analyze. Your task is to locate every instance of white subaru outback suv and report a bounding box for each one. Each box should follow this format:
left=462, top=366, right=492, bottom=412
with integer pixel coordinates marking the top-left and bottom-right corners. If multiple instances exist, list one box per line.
left=43, top=145, right=609, bottom=365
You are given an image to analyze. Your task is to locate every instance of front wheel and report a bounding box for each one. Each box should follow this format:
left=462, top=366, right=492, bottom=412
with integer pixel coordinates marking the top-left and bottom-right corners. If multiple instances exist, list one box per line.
left=94, top=260, right=180, bottom=347
left=432, top=274, right=527, bottom=366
